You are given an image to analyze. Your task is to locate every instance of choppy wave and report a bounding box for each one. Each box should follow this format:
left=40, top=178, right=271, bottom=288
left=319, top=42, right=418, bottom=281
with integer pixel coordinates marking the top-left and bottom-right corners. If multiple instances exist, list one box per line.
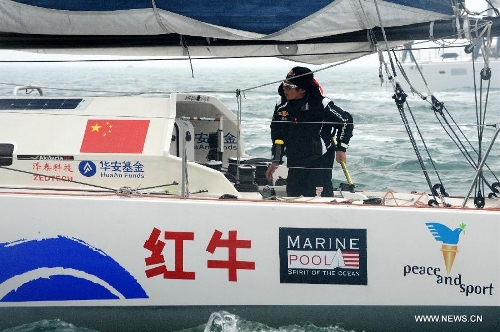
left=1, top=311, right=357, bottom=332
left=1, top=319, right=98, bottom=332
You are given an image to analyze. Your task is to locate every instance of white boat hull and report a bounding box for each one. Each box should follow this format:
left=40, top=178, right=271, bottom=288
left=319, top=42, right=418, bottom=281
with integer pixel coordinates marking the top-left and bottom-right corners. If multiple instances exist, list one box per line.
left=401, top=58, right=500, bottom=91
left=0, top=191, right=498, bottom=331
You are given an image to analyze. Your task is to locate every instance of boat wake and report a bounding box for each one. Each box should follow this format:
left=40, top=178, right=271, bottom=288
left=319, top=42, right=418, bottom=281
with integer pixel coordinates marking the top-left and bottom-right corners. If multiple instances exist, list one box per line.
left=0, top=314, right=360, bottom=332
left=0, top=319, right=98, bottom=332
left=199, top=311, right=356, bottom=332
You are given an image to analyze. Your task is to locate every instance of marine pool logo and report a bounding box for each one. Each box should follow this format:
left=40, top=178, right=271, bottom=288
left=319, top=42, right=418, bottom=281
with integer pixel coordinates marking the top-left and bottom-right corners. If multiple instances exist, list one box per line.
left=425, top=222, right=466, bottom=275
left=279, top=227, right=367, bottom=285
left=0, top=236, right=147, bottom=301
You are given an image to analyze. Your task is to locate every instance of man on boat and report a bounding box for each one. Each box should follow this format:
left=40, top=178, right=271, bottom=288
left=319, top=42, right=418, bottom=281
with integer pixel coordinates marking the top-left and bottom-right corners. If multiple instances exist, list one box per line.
left=265, top=66, right=353, bottom=197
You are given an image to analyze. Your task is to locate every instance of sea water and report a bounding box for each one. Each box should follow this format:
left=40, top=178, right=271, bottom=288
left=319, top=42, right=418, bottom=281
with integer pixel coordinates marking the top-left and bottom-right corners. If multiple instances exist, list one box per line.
left=1, top=56, right=498, bottom=196
left=0, top=314, right=352, bottom=332
left=0, top=55, right=498, bottom=332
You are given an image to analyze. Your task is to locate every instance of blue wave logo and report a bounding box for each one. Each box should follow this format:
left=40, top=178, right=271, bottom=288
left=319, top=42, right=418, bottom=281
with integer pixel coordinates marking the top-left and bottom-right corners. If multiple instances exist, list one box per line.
left=0, top=236, right=147, bottom=301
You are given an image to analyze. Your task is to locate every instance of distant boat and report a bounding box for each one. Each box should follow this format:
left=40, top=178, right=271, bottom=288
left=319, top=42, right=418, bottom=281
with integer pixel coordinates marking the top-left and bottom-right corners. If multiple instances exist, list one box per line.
left=399, top=38, right=500, bottom=91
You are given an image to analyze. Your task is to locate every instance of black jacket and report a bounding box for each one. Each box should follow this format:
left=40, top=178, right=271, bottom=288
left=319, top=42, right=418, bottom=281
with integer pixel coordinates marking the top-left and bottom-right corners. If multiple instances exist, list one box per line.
left=270, top=93, right=353, bottom=167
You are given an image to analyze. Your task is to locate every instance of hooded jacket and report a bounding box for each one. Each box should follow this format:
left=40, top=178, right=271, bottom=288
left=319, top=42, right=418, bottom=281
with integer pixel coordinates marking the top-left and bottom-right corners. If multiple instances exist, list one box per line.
left=270, top=90, right=353, bottom=168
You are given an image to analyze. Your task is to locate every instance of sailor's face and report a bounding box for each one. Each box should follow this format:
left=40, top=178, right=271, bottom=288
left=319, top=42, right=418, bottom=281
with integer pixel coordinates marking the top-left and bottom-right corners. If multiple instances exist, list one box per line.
left=283, top=81, right=306, bottom=100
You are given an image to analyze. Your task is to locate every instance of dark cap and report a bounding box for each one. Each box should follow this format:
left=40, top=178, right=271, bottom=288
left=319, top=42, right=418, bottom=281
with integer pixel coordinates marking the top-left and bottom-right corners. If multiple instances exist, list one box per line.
left=286, top=66, right=314, bottom=90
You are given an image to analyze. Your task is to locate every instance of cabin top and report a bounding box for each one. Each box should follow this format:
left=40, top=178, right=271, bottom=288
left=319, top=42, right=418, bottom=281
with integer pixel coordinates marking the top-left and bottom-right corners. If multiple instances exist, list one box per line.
left=0, top=92, right=245, bottom=198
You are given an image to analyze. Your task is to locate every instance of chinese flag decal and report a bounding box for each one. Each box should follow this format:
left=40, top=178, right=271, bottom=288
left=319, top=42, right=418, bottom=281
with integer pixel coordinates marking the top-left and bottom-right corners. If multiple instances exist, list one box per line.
left=80, top=119, right=150, bottom=153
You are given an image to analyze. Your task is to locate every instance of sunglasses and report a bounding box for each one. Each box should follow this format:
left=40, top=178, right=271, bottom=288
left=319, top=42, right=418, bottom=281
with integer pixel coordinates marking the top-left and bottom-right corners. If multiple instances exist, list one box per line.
left=283, top=82, right=298, bottom=90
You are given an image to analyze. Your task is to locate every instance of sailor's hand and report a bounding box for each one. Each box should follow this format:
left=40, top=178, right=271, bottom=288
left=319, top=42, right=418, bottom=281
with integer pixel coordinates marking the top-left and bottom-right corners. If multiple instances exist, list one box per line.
left=336, top=151, right=347, bottom=164
left=265, top=162, right=279, bottom=181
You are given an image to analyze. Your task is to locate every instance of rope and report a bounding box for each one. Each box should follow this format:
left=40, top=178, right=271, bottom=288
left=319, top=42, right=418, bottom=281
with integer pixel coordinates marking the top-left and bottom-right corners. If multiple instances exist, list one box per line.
left=390, top=40, right=496, bottom=191
left=373, top=0, right=398, bottom=82
left=152, top=0, right=194, bottom=78
left=392, top=49, right=429, bottom=99
left=372, top=0, right=500, bottom=205
left=373, top=0, right=441, bottom=203
left=180, top=36, right=195, bottom=78
left=235, top=89, right=243, bottom=182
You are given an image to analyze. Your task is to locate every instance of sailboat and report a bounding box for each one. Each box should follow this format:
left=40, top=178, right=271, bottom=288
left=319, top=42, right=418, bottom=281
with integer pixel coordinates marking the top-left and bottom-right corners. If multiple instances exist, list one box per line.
left=0, top=0, right=498, bottom=331
left=398, top=32, right=500, bottom=92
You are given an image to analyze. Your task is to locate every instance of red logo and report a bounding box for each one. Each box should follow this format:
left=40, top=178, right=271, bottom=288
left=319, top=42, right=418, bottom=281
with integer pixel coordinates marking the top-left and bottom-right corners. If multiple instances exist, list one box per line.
left=144, top=228, right=255, bottom=282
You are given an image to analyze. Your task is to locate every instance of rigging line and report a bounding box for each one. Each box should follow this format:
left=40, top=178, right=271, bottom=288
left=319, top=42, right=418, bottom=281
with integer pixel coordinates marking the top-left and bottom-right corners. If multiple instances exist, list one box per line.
left=443, top=8, right=496, bottom=195
left=393, top=90, right=439, bottom=199
left=380, top=38, right=439, bottom=200
left=2, top=54, right=366, bottom=96
left=283, top=167, right=500, bottom=173
left=392, top=49, right=428, bottom=100
left=467, top=43, right=495, bottom=180
left=400, top=97, right=448, bottom=194
left=395, top=95, right=437, bottom=201
left=435, top=110, right=477, bottom=166
left=0, top=58, right=203, bottom=64
left=434, top=103, right=499, bottom=189
left=476, top=76, right=496, bottom=186
left=354, top=0, right=372, bottom=30
left=151, top=0, right=172, bottom=32
left=485, top=0, right=500, bottom=16
left=270, top=120, right=354, bottom=126
left=0, top=81, right=169, bottom=96
left=405, top=101, right=446, bottom=190
left=1, top=166, right=190, bottom=196
left=0, top=50, right=375, bottom=63
left=240, top=58, right=358, bottom=93
left=433, top=112, right=480, bottom=171
left=477, top=29, right=493, bottom=151
left=370, top=31, right=385, bottom=86
left=474, top=50, right=493, bottom=141
left=270, top=120, right=492, bottom=127
left=134, top=182, right=179, bottom=191
left=372, top=0, right=397, bottom=80
left=180, top=36, right=195, bottom=79
left=0, top=82, right=139, bottom=95
left=434, top=97, right=496, bottom=176
left=467, top=25, right=493, bottom=172
left=444, top=116, right=498, bottom=185
left=482, top=78, right=492, bottom=146
left=0, top=186, right=119, bottom=194
left=235, top=89, right=243, bottom=182
left=151, top=0, right=195, bottom=79
left=479, top=77, right=484, bottom=161
left=0, top=81, right=236, bottom=96
left=469, top=43, right=483, bottom=183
